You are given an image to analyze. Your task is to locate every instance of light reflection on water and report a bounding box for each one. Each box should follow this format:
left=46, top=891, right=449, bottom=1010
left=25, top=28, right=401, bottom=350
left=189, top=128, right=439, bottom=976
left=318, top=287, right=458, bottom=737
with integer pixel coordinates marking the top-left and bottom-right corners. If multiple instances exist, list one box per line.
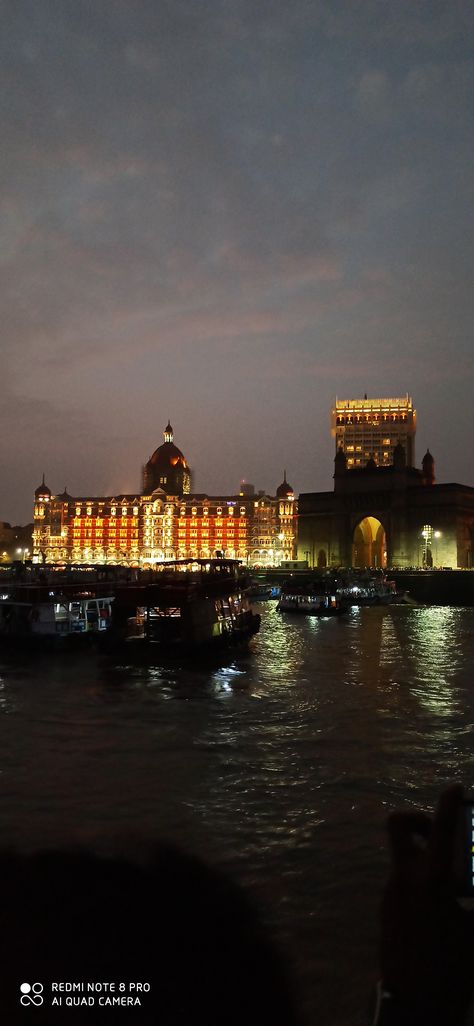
left=0, top=605, right=474, bottom=1025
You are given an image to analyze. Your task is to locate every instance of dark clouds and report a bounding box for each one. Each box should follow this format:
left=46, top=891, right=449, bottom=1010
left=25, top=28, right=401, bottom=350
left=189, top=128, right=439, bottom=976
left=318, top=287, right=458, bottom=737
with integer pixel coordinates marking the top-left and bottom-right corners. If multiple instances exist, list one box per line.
left=1, top=0, right=473, bottom=521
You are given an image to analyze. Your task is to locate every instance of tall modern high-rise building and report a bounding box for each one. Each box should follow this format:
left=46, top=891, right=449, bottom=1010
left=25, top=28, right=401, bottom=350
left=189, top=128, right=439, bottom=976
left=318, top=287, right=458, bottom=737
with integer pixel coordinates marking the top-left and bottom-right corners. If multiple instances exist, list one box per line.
left=331, top=394, right=416, bottom=468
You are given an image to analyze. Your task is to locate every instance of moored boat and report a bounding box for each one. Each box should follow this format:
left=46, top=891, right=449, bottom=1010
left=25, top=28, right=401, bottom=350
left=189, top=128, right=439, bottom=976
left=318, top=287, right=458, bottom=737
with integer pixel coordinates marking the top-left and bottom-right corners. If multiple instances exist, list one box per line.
left=245, top=581, right=280, bottom=601
left=0, top=584, right=114, bottom=644
left=108, top=559, right=260, bottom=651
left=336, top=573, right=398, bottom=606
left=277, top=583, right=347, bottom=616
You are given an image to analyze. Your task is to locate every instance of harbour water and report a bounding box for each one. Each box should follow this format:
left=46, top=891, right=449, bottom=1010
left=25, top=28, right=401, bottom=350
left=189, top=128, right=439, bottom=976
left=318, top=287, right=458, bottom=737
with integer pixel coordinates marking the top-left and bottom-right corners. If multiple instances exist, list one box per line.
left=1, top=603, right=474, bottom=1025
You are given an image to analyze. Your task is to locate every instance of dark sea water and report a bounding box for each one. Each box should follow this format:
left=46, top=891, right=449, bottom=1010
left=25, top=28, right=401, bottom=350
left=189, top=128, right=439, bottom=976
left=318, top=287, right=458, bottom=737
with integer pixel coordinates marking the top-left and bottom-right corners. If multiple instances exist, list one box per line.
left=1, top=604, right=474, bottom=1025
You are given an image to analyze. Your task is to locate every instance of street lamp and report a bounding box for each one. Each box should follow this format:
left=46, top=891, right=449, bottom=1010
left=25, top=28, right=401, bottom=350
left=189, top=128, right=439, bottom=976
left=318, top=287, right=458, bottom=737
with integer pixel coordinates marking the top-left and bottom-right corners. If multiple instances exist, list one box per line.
left=420, top=526, right=433, bottom=568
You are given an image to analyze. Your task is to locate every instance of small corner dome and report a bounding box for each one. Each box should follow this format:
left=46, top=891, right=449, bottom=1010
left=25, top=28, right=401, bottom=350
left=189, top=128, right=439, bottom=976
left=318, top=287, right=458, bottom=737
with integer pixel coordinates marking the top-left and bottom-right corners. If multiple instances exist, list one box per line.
left=422, top=449, right=434, bottom=465
left=276, top=471, right=293, bottom=497
left=393, top=442, right=406, bottom=467
left=35, top=475, right=51, bottom=497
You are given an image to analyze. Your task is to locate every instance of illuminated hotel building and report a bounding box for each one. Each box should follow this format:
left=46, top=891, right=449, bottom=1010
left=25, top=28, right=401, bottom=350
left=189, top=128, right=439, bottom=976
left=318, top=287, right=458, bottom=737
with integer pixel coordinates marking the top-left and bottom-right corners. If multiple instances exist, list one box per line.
left=331, top=395, right=416, bottom=469
left=33, top=424, right=296, bottom=567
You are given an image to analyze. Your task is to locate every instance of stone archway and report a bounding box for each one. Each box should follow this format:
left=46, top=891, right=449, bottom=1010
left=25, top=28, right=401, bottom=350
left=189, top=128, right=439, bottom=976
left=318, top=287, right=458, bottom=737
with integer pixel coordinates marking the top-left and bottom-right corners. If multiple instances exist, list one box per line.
left=352, top=516, right=387, bottom=568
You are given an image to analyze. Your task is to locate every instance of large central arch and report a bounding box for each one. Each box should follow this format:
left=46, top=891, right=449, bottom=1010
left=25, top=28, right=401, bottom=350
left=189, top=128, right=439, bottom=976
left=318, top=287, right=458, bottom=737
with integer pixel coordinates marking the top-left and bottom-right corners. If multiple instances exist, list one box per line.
left=352, top=516, right=387, bottom=568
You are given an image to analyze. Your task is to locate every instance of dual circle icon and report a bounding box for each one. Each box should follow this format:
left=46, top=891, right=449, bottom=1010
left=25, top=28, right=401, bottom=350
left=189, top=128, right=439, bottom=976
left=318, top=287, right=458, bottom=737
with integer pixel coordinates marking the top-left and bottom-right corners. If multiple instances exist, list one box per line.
left=20, top=983, right=44, bottom=1006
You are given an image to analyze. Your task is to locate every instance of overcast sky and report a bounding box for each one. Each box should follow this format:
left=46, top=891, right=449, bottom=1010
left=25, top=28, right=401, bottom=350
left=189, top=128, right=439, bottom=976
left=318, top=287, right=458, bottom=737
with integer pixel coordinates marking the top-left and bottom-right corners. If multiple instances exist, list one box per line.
left=1, top=0, right=473, bottom=523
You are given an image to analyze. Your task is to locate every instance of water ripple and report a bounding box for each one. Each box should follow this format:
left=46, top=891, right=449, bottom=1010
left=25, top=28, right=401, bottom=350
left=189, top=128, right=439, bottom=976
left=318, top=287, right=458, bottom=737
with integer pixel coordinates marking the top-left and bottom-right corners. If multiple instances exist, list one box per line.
left=0, top=605, right=474, bottom=1024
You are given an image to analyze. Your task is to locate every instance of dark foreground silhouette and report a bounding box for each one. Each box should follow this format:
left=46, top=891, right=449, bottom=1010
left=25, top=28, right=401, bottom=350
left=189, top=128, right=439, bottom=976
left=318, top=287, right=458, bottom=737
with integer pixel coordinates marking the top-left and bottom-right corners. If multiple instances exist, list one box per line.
left=0, top=845, right=300, bottom=1024
left=374, top=785, right=474, bottom=1026
left=1, top=787, right=473, bottom=1025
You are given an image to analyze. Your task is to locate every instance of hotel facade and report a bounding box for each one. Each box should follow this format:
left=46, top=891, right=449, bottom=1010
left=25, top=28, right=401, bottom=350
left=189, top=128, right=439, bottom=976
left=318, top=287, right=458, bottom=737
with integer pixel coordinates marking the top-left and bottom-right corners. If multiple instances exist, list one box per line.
left=32, top=424, right=296, bottom=567
left=331, top=395, right=416, bottom=469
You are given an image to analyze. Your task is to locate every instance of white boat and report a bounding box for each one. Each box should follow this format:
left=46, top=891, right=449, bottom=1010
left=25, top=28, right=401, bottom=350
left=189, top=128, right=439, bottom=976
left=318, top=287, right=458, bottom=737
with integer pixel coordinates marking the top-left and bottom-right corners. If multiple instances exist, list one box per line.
left=336, top=574, right=398, bottom=606
left=277, top=587, right=347, bottom=616
left=0, top=583, right=114, bottom=643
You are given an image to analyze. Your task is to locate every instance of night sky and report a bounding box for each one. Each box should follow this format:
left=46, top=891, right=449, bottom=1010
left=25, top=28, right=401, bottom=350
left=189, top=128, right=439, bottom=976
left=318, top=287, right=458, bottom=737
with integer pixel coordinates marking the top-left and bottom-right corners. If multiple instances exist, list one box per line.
left=2, top=0, right=473, bottom=524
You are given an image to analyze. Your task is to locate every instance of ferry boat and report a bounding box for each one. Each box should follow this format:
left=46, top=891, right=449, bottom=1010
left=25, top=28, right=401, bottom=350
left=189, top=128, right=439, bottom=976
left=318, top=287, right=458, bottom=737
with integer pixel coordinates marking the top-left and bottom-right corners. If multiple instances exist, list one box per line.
left=245, top=581, right=280, bottom=601
left=109, top=559, right=261, bottom=650
left=277, top=582, right=347, bottom=617
left=0, top=582, right=114, bottom=643
left=336, top=573, right=398, bottom=606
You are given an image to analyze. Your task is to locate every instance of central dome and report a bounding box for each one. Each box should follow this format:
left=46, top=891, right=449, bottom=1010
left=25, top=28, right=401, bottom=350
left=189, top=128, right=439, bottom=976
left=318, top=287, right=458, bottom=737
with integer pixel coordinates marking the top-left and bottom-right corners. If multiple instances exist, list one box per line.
left=142, top=422, right=191, bottom=495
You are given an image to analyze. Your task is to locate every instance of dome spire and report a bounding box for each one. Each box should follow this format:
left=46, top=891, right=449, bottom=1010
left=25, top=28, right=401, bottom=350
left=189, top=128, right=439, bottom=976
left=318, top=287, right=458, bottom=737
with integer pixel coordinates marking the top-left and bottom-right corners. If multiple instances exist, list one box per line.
left=276, top=470, right=294, bottom=498
left=164, top=420, right=173, bottom=443
left=35, top=473, right=51, bottom=498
